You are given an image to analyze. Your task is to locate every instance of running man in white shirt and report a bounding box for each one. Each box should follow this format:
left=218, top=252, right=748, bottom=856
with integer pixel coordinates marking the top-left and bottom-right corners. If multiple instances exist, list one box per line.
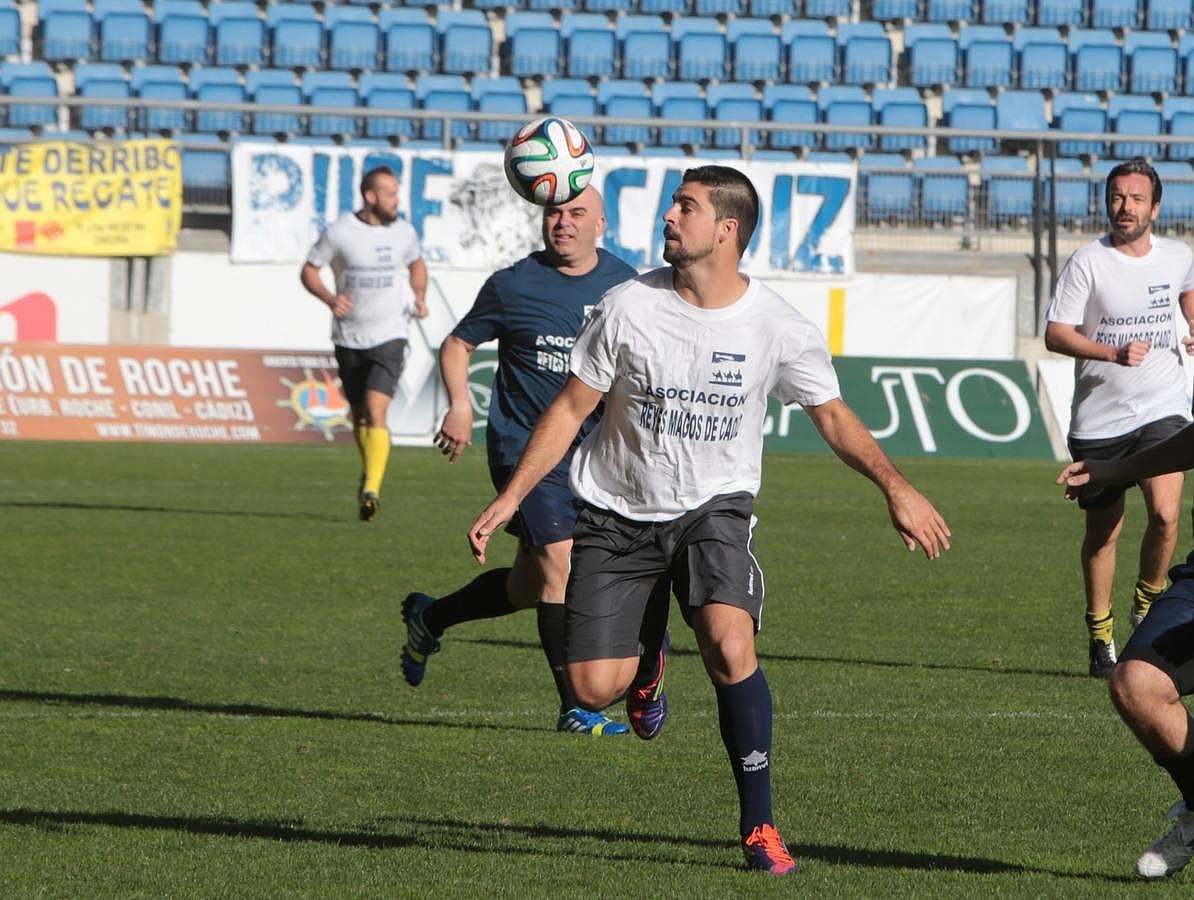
left=1045, top=157, right=1194, bottom=677
left=300, top=165, right=429, bottom=522
left=466, top=166, right=951, bottom=875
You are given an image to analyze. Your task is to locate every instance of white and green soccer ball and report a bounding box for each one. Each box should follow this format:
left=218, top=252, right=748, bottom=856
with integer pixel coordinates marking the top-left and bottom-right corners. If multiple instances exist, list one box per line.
left=503, top=116, right=595, bottom=206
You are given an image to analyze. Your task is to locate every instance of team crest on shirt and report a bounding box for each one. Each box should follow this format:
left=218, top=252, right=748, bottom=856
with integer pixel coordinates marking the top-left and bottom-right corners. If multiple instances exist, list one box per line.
left=710, top=351, right=745, bottom=388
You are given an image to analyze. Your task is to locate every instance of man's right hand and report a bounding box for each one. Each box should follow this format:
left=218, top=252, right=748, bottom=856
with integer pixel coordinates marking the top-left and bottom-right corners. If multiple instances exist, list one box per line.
left=327, top=294, right=353, bottom=318
left=434, top=405, right=473, bottom=463
left=1116, top=340, right=1151, bottom=366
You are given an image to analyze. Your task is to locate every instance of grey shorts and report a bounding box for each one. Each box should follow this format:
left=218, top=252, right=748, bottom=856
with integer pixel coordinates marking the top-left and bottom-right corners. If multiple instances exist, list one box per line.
left=564, top=492, right=765, bottom=664
left=1068, top=415, right=1189, bottom=510
left=334, top=338, right=408, bottom=405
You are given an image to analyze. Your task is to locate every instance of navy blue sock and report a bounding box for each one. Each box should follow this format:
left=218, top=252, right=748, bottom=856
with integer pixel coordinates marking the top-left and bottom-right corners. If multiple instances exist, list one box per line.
left=421, top=568, right=515, bottom=636
left=1156, top=748, right=1194, bottom=806
left=714, top=667, right=774, bottom=839
left=537, top=602, right=573, bottom=712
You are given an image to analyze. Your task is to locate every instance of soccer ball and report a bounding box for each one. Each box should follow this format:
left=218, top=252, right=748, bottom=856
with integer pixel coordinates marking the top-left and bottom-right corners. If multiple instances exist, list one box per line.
left=503, top=116, right=595, bottom=206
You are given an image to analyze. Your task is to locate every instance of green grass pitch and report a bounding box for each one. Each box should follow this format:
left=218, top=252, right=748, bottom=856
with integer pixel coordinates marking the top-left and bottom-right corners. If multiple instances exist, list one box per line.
left=1, top=440, right=1192, bottom=898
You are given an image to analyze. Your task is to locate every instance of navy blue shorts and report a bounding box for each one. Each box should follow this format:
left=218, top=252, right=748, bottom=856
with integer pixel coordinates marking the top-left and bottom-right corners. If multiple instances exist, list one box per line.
left=1067, top=415, right=1188, bottom=510
left=489, top=463, right=581, bottom=549
left=1121, top=550, right=1194, bottom=695
left=334, top=338, right=408, bottom=405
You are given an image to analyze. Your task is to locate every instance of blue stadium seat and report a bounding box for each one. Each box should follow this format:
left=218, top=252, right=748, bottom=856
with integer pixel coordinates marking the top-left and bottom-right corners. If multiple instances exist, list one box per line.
left=75, top=62, right=129, bottom=129
left=618, top=16, right=670, bottom=79
left=547, top=92, right=597, bottom=119
left=1154, top=162, right=1194, bottom=226
left=696, top=0, right=743, bottom=14
left=208, top=2, right=264, bottom=67
left=180, top=133, right=229, bottom=192
left=1, top=61, right=58, bottom=126
left=1037, top=0, right=1085, bottom=26
left=190, top=68, right=244, bottom=133
left=156, top=0, right=207, bottom=65
left=0, top=125, right=34, bottom=141
left=325, top=7, right=379, bottom=71
left=861, top=153, right=914, bottom=221
left=764, top=83, right=817, bottom=149
left=1069, top=29, right=1121, bottom=92
left=1148, top=0, right=1192, bottom=30
left=943, top=87, right=996, bottom=153
left=904, top=24, right=958, bottom=86
left=359, top=72, right=415, bottom=139
left=874, top=86, right=928, bottom=151
left=381, top=17, right=433, bottom=72
left=303, top=71, right=358, bottom=137
left=440, top=23, right=491, bottom=75
left=1043, top=157, right=1090, bottom=222
left=981, top=155, right=1034, bottom=221
left=1165, top=97, right=1194, bottom=161
left=473, top=76, right=526, bottom=141
left=248, top=70, right=301, bottom=135
left=654, top=82, right=707, bottom=147
left=820, top=85, right=872, bottom=150
left=1091, top=0, right=1138, bottom=29
left=784, top=21, right=835, bottom=83
left=603, top=96, right=653, bottom=145
left=676, top=28, right=726, bottom=82
left=94, top=0, right=150, bottom=63
left=639, top=0, right=688, bottom=13
left=748, top=0, right=790, bottom=13
left=1126, top=33, right=1177, bottom=95
left=873, top=0, right=920, bottom=20
left=0, top=1, right=18, bottom=58
left=806, top=0, right=851, bottom=15
left=39, top=6, right=93, bottom=62
left=416, top=73, right=471, bottom=141
left=133, top=65, right=188, bottom=132
left=585, top=0, right=634, bottom=11
left=1054, top=93, right=1108, bottom=157
left=1015, top=27, right=1067, bottom=89
left=505, top=12, right=559, bottom=77
left=1110, top=95, right=1161, bottom=159
left=996, top=89, right=1047, bottom=133
left=529, top=0, right=576, bottom=12
left=708, top=83, right=761, bottom=148
left=927, top=0, right=974, bottom=22
left=915, top=156, right=970, bottom=219
left=960, top=24, right=1012, bottom=88
left=730, top=21, right=781, bottom=82
left=840, top=26, right=893, bottom=85
left=982, top=0, right=1029, bottom=24
left=270, top=5, right=323, bottom=69
left=561, top=13, right=614, bottom=77
left=540, top=77, right=591, bottom=105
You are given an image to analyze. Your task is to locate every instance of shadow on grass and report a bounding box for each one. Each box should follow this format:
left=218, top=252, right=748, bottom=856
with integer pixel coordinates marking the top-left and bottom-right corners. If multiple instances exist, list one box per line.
left=460, top=638, right=1085, bottom=680
left=0, top=689, right=544, bottom=734
left=0, top=808, right=1135, bottom=881
left=0, top=499, right=342, bottom=523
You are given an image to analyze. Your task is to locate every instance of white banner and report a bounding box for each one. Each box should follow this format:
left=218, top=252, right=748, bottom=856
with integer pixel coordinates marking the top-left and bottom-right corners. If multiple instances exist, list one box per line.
left=230, top=143, right=855, bottom=277
left=0, top=254, right=110, bottom=344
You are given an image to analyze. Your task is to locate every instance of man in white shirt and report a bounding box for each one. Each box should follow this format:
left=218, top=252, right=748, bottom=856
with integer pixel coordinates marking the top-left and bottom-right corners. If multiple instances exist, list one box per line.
left=1045, top=157, right=1194, bottom=677
left=300, top=165, right=428, bottom=522
left=466, top=166, right=951, bottom=875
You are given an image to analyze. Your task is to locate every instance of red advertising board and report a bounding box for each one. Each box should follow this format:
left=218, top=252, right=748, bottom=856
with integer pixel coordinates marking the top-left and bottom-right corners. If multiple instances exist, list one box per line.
left=0, top=343, right=355, bottom=443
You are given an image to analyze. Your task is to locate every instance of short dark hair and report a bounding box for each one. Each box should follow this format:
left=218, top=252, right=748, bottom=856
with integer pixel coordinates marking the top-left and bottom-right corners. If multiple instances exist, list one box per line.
left=360, top=165, right=396, bottom=198
left=680, top=165, right=759, bottom=257
left=1105, top=157, right=1162, bottom=209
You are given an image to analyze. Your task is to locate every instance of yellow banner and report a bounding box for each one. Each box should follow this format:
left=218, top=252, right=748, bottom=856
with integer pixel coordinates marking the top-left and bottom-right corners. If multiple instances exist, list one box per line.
left=0, top=139, right=181, bottom=256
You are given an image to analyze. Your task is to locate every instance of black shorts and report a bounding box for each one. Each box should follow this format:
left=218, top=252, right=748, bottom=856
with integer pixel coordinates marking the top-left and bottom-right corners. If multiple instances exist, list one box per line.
left=334, top=339, right=409, bottom=406
left=489, top=463, right=581, bottom=549
left=1067, top=415, right=1188, bottom=510
left=564, top=492, right=765, bottom=664
left=1121, top=550, right=1194, bottom=695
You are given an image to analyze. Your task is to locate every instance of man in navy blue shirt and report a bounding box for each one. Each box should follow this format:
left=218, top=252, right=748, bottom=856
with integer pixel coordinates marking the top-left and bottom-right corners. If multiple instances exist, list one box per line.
left=401, top=187, right=639, bottom=735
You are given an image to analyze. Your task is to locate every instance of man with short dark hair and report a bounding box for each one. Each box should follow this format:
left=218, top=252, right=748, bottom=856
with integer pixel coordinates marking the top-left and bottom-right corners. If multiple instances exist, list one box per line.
left=467, top=165, right=951, bottom=874
left=300, top=165, right=428, bottom=522
left=1045, top=157, right=1194, bottom=676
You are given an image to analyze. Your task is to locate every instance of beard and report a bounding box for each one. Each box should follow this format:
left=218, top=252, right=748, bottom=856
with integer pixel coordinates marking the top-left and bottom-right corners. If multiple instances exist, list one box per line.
left=662, top=236, right=715, bottom=266
left=1111, top=215, right=1149, bottom=244
left=372, top=206, right=399, bottom=225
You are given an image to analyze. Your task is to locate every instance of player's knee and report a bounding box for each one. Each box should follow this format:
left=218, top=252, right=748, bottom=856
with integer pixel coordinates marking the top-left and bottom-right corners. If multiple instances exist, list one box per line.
left=567, top=668, right=627, bottom=710
left=1109, top=660, right=1169, bottom=717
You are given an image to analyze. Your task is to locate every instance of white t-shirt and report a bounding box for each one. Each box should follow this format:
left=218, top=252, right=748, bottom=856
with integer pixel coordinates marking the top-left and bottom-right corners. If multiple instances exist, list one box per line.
left=568, top=267, right=841, bottom=522
left=306, top=212, right=423, bottom=350
left=1046, top=234, right=1194, bottom=440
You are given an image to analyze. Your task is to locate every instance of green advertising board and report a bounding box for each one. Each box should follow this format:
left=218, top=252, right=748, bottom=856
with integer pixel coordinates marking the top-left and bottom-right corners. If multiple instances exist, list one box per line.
left=464, top=352, right=1053, bottom=460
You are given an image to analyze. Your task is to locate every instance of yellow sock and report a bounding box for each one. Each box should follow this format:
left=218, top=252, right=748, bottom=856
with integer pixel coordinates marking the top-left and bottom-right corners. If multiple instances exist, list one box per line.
left=362, top=426, right=391, bottom=496
left=1133, top=579, right=1165, bottom=617
left=1085, top=611, right=1113, bottom=644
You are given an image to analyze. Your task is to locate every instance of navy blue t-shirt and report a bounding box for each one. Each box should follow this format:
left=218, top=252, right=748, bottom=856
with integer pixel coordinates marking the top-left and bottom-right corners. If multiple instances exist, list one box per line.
left=451, top=248, right=637, bottom=469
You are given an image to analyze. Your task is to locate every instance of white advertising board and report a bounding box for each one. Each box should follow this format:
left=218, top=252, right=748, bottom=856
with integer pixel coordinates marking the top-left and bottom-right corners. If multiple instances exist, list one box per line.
left=0, top=254, right=110, bottom=344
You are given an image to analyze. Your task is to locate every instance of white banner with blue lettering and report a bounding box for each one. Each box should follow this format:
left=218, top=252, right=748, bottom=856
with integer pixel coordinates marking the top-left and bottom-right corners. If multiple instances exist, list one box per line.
left=231, top=143, right=855, bottom=276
